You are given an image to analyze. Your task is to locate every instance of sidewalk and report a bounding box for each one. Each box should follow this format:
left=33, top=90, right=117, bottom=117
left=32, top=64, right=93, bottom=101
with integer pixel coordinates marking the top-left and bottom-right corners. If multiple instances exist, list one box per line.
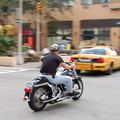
left=14, top=62, right=42, bottom=68
left=13, top=56, right=70, bottom=68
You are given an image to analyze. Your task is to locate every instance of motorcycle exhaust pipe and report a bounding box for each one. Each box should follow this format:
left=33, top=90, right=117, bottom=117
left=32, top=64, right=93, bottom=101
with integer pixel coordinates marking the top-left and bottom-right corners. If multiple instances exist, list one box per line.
left=42, top=92, right=61, bottom=103
left=56, top=96, right=68, bottom=102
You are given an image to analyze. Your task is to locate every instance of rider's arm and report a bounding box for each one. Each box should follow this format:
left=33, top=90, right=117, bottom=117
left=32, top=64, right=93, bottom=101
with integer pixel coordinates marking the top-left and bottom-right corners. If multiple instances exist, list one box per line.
left=60, top=62, right=76, bottom=69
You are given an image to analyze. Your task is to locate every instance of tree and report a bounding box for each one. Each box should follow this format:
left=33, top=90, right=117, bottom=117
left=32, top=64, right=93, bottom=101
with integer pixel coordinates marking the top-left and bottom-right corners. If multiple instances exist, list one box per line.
left=0, top=0, right=73, bottom=35
left=0, top=35, right=17, bottom=56
left=0, top=0, right=73, bottom=22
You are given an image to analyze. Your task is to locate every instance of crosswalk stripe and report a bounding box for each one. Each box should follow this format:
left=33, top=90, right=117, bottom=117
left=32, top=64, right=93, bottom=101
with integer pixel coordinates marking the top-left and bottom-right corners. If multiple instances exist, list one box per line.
left=0, top=67, right=39, bottom=74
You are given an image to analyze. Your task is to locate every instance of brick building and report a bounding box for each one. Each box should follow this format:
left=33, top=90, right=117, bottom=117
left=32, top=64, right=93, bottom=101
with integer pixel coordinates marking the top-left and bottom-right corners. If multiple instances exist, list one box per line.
left=1, top=0, right=120, bottom=51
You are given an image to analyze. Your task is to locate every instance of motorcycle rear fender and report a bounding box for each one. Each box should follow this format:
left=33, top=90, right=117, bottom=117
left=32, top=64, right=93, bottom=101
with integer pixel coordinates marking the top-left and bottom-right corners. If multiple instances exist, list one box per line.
left=33, top=76, right=49, bottom=83
left=25, top=77, right=52, bottom=101
left=31, top=77, right=53, bottom=95
left=34, top=76, right=52, bottom=88
left=34, top=82, right=51, bottom=88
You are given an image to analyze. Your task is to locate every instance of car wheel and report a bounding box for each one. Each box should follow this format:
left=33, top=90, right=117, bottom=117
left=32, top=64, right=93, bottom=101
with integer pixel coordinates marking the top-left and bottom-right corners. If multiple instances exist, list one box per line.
left=105, top=65, right=113, bottom=75
left=117, top=66, right=120, bottom=70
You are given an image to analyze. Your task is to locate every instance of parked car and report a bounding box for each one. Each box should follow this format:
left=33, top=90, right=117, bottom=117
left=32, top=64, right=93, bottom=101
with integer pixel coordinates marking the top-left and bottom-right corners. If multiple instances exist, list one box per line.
left=70, top=45, right=120, bottom=75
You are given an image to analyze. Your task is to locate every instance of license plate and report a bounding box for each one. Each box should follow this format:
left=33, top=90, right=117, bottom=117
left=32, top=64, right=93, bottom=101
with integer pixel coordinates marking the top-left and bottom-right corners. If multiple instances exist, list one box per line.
left=78, top=58, right=91, bottom=62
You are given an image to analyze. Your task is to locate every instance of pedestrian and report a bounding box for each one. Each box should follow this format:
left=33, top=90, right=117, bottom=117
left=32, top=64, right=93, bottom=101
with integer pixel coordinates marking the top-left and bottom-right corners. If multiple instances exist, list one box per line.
left=40, top=44, right=80, bottom=96
left=7, top=46, right=17, bottom=57
left=27, top=47, right=40, bottom=62
left=28, top=47, right=37, bottom=57
left=42, top=46, right=50, bottom=56
left=70, top=44, right=76, bottom=55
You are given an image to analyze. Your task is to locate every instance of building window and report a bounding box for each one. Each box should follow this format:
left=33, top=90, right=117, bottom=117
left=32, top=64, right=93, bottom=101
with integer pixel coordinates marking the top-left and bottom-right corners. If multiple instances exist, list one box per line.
left=63, top=1, right=74, bottom=6
left=99, top=0, right=111, bottom=3
left=47, top=28, right=72, bottom=47
left=82, top=0, right=93, bottom=5
left=82, top=0, right=111, bottom=4
left=98, top=28, right=110, bottom=41
left=83, top=31, right=94, bottom=40
left=47, top=21, right=72, bottom=47
left=49, top=0, right=73, bottom=7
left=81, top=27, right=110, bottom=45
left=22, top=23, right=36, bottom=48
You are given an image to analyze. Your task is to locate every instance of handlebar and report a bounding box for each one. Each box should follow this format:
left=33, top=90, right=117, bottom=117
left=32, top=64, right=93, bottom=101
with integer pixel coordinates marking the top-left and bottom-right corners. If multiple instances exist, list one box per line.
left=65, top=61, right=73, bottom=65
left=64, top=61, right=77, bottom=78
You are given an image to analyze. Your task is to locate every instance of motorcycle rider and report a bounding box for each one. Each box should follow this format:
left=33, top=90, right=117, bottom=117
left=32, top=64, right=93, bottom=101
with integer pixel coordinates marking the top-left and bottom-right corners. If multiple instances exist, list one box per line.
left=40, top=44, right=80, bottom=96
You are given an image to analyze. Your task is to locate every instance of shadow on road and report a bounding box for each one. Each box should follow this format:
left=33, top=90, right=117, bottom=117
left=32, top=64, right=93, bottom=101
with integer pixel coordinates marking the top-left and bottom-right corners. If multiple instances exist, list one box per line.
left=78, top=69, right=120, bottom=77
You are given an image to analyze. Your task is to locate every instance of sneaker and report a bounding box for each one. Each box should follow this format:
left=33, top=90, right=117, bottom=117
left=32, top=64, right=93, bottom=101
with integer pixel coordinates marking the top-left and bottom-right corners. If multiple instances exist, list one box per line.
left=68, top=90, right=80, bottom=96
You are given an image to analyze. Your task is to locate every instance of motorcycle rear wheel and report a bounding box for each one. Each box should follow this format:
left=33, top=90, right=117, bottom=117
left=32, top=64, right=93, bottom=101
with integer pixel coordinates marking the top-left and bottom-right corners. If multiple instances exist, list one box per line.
left=72, top=78, right=83, bottom=100
left=28, top=87, right=47, bottom=111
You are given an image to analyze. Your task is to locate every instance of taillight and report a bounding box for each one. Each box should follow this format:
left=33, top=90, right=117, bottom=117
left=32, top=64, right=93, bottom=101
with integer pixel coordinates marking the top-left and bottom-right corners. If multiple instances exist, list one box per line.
left=24, top=88, right=31, bottom=93
left=70, top=57, right=74, bottom=61
left=97, top=57, right=104, bottom=63
left=23, top=96, right=28, bottom=101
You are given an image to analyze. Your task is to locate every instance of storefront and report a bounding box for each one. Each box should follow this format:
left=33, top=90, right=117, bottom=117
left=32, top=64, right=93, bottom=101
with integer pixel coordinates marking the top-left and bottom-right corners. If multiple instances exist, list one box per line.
left=47, top=21, right=72, bottom=50
left=0, top=25, right=4, bottom=35
left=80, top=19, right=120, bottom=47
left=0, top=25, right=15, bottom=35
left=22, top=23, right=36, bottom=49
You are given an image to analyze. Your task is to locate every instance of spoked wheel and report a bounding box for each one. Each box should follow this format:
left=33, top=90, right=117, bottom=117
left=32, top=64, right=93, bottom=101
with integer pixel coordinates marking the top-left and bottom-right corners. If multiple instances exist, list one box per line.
left=28, top=87, right=48, bottom=111
left=72, top=77, right=83, bottom=100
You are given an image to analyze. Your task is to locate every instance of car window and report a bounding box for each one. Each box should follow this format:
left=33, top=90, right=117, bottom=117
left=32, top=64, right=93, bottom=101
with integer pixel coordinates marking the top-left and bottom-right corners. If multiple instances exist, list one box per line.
left=80, top=48, right=106, bottom=55
left=107, top=48, right=118, bottom=55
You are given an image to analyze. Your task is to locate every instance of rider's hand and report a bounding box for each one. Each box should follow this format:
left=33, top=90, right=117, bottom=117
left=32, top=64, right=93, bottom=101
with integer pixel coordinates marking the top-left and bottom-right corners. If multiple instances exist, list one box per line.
left=60, top=62, right=76, bottom=70
left=71, top=63, right=76, bottom=68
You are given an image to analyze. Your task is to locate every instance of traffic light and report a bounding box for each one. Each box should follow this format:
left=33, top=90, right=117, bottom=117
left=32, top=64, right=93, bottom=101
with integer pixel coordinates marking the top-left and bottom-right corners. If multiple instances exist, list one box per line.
left=36, top=2, right=42, bottom=12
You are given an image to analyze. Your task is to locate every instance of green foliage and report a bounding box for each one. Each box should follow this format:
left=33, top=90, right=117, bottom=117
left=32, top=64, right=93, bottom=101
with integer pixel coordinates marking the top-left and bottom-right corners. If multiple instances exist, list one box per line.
left=0, top=0, right=73, bottom=20
left=0, top=35, right=17, bottom=56
left=22, top=46, right=28, bottom=52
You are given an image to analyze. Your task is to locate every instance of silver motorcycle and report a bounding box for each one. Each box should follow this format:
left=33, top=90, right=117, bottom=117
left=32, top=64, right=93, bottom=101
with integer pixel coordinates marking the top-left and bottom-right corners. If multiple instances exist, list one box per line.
left=23, top=62, right=84, bottom=111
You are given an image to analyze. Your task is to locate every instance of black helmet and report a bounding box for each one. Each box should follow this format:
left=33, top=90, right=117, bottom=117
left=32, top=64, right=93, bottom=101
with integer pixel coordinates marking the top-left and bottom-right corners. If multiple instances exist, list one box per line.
left=50, top=44, right=60, bottom=51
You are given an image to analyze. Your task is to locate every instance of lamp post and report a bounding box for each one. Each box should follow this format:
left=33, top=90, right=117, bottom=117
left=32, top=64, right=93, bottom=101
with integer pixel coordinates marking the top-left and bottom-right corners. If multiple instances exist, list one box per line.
left=18, top=0, right=24, bottom=64
left=36, top=2, right=41, bottom=53
left=36, top=12, right=40, bottom=53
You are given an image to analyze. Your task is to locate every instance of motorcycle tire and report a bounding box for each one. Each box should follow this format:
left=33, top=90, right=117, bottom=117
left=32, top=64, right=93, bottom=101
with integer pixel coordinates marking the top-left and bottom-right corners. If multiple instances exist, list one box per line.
left=28, top=86, right=48, bottom=111
left=76, top=70, right=81, bottom=74
left=72, top=77, right=84, bottom=100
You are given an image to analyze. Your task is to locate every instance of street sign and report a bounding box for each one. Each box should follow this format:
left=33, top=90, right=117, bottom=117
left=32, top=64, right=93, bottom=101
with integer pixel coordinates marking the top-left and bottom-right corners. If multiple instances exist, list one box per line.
left=116, top=22, right=120, bottom=25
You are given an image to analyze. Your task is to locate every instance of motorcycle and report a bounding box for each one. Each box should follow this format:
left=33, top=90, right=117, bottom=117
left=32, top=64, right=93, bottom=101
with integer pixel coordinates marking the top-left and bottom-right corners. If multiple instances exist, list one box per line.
left=23, top=61, right=84, bottom=111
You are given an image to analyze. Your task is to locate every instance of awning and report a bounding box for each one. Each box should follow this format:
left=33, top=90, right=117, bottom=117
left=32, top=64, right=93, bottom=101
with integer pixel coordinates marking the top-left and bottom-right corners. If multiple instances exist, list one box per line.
left=0, top=25, right=4, bottom=35
left=4, top=25, right=15, bottom=35
left=4, top=25, right=14, bottom=30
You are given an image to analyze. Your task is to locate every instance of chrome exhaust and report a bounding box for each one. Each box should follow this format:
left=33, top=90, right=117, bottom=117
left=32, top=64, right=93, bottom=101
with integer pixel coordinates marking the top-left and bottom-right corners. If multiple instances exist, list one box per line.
left=56, top=96, right=68, bottom=102
left=42, top=92, right=61, bottom=103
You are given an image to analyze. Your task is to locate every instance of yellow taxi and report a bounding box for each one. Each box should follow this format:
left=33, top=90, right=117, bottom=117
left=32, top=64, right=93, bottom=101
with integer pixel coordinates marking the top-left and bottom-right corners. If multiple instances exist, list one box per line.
left=70, top=45, right=120, bottom=75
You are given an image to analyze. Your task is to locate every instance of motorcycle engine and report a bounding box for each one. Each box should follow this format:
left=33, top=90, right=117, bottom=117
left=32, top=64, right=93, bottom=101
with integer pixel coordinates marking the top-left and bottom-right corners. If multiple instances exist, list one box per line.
left=67, top=70, right=73, bottom=76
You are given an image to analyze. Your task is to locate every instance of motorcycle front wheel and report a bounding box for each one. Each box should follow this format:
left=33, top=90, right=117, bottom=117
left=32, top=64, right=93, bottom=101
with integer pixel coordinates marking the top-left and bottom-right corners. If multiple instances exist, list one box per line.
left=72, top=77, right=84, bottom=100
left=28, top=87, right=48, bottom=111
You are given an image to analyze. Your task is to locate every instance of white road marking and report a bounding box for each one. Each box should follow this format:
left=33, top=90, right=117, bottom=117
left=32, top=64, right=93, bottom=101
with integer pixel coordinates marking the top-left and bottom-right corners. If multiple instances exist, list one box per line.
left=0, top=67, right=39, bottom=74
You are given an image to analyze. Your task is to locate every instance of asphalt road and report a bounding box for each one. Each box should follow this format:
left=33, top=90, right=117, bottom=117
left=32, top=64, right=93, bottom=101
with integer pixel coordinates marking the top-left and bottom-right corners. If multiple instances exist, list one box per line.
left=0, top=67, right=120, bottom=120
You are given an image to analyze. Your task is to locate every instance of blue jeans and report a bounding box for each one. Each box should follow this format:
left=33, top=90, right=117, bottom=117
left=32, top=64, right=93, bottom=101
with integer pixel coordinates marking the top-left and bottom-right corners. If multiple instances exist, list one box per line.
left=41, top=75, right=73, bottom=93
